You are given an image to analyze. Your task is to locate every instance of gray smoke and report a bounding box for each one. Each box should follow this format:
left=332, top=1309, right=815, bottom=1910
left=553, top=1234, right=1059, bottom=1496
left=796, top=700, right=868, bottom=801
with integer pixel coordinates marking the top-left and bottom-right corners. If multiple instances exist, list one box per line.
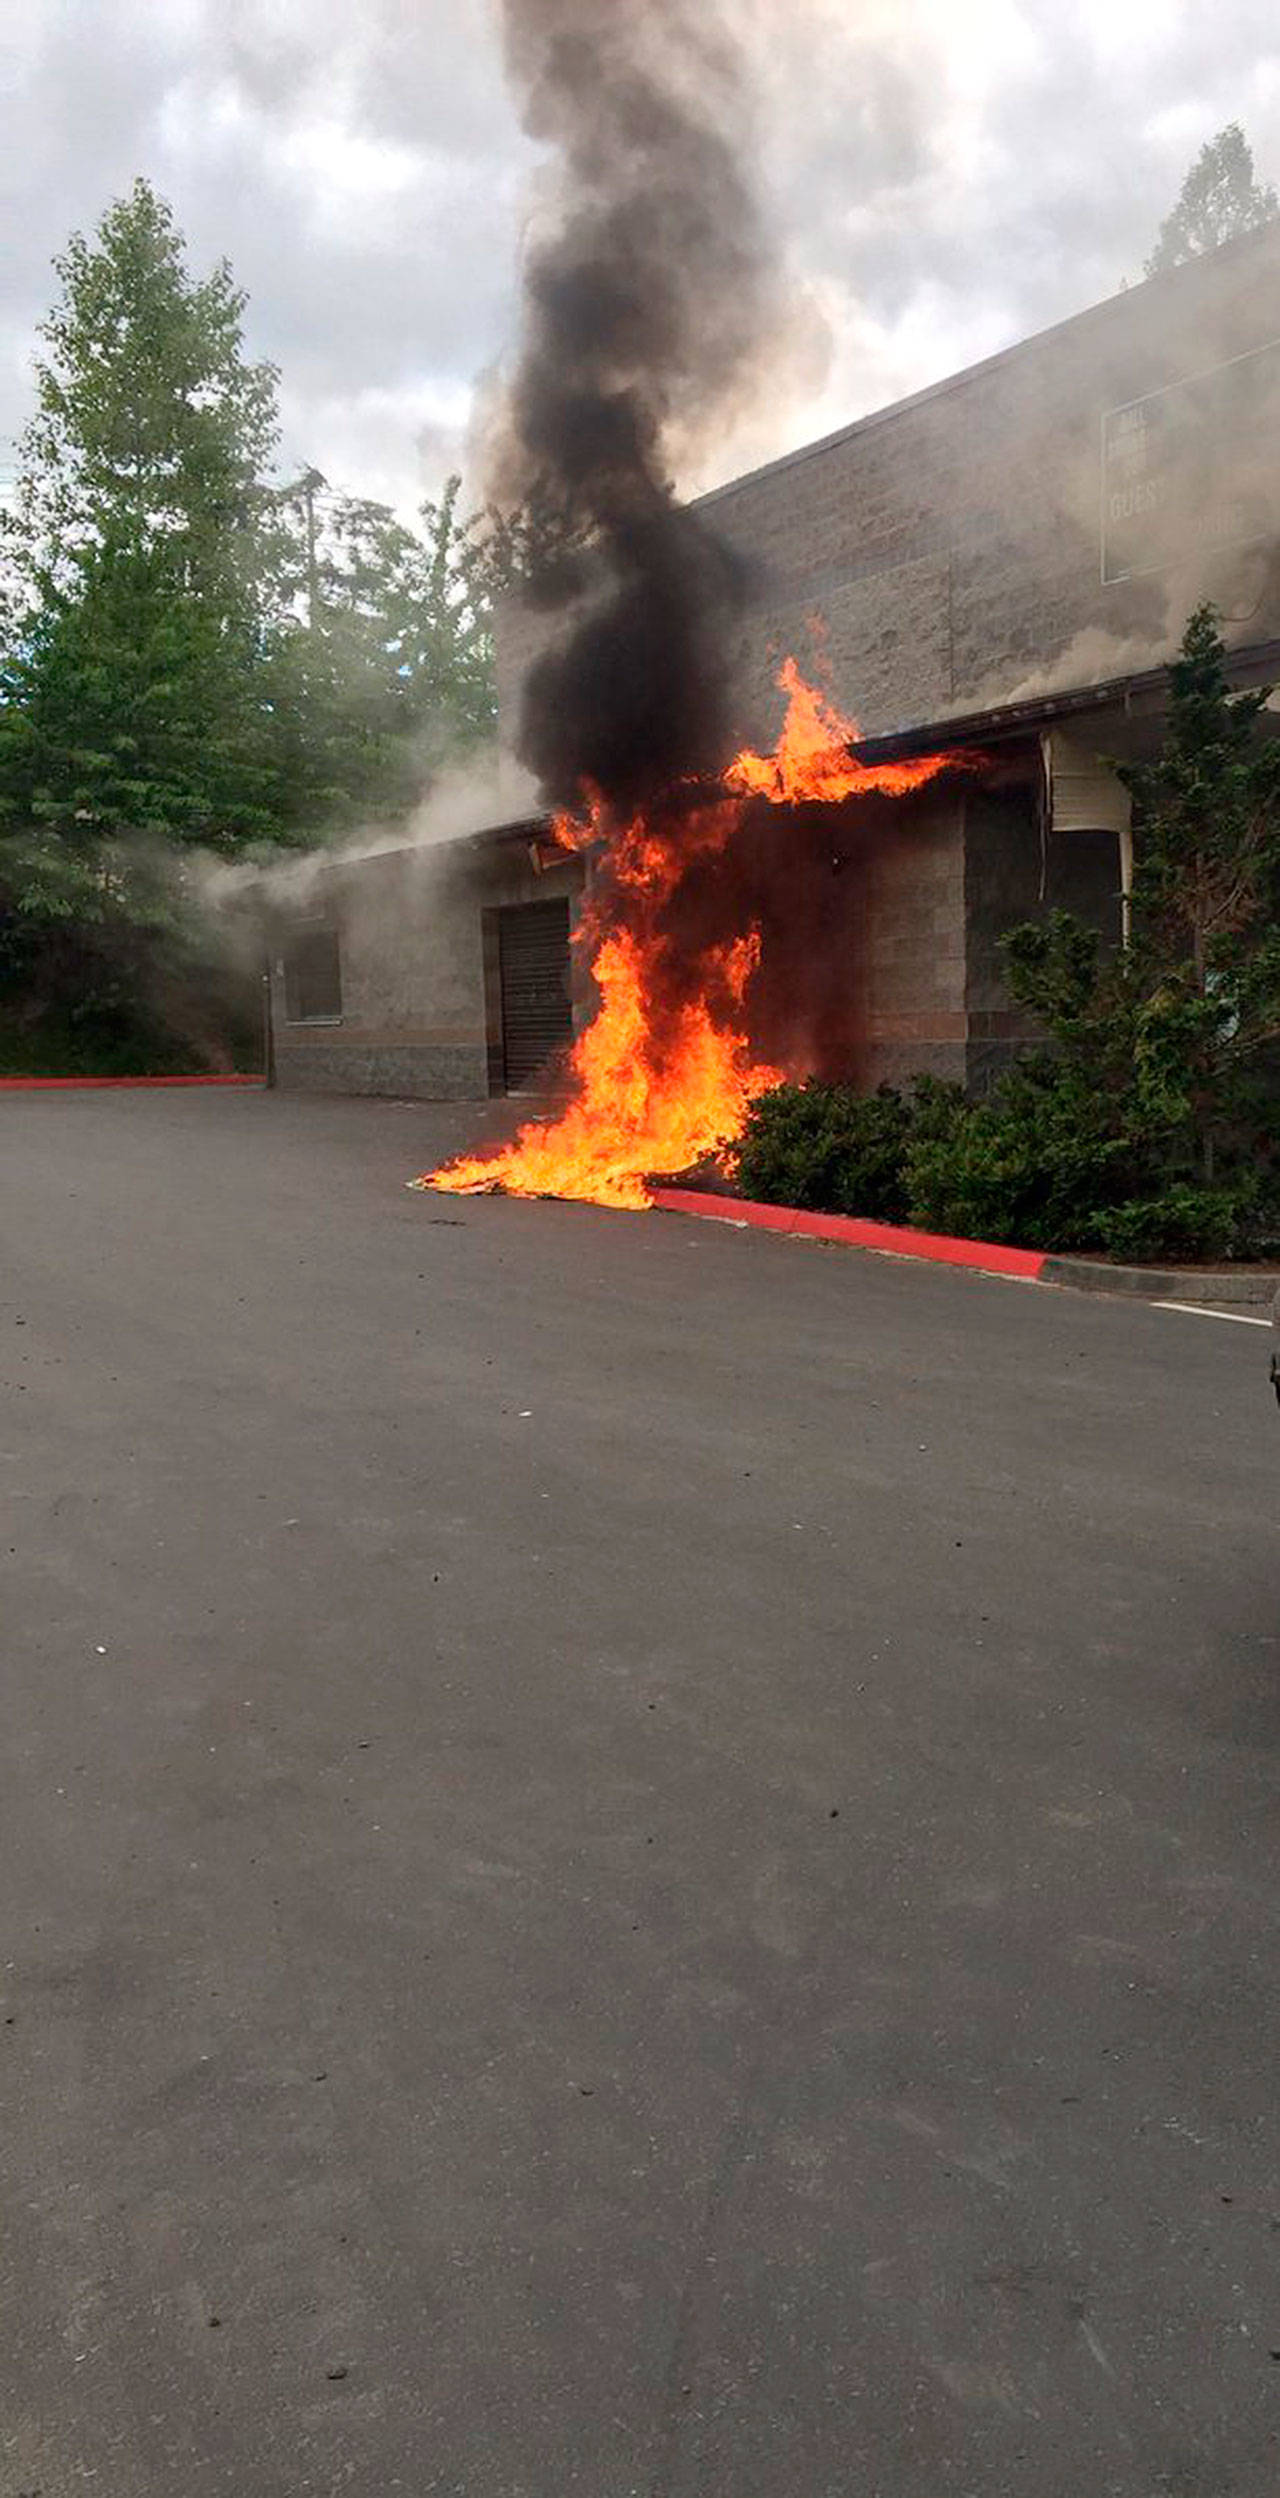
left=490, top=0, right=780, bottom=811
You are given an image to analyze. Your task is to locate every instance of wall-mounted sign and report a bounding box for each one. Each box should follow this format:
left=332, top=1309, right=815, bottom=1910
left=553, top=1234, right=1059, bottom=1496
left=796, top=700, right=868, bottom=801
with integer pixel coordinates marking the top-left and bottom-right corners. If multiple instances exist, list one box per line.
left=1101, top=336, right=1280, bottom=584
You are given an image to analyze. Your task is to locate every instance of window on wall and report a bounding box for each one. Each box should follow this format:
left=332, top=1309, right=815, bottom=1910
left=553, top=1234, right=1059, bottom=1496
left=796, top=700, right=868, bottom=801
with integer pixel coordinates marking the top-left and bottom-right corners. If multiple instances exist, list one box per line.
left=283, top=925, right=342, bottom=1023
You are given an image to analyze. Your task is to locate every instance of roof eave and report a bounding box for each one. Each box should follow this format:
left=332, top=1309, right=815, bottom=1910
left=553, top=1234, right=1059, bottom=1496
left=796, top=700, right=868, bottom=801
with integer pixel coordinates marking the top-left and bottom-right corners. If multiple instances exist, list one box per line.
left=848, top=636, right=1280, bottom=763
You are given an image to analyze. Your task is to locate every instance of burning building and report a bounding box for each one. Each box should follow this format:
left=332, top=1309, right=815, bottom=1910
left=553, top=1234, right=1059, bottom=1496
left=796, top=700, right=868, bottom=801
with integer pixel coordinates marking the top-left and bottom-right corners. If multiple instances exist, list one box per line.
left=269, top=206, right=1280, bottom=1203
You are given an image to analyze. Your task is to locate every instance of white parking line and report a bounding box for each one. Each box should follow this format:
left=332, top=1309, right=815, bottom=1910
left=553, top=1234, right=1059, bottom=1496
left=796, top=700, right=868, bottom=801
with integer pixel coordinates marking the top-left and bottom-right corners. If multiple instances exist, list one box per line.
left=1150, top=1301, right=1273, bottom=1327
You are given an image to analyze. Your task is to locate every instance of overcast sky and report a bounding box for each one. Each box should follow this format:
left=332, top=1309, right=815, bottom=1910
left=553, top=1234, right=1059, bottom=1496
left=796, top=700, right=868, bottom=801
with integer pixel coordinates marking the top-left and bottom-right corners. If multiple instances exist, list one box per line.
left=1, top=0, right=1277, bottom=515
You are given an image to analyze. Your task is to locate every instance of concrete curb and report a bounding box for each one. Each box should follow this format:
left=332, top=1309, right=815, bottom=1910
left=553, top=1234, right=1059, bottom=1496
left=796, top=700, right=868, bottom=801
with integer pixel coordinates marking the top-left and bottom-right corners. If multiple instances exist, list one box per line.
left=1041, top=1255, right=1277, bottom=1309
left=652, top=1187, right=1279, bottom=1307
left=650, top=1188, right=1046, bottom=1280
left=0, top=1074, right=263, bottom=1091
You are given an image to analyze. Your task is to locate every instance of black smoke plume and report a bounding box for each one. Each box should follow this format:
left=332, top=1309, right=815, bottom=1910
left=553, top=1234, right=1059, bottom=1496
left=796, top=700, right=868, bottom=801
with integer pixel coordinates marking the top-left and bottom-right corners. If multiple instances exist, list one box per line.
left=494, top=0, right=772, bottom=813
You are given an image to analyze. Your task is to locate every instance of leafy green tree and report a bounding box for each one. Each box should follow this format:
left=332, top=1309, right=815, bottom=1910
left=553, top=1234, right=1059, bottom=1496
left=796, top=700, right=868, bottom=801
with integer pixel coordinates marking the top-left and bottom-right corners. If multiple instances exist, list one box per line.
left=1004, top=605, right=1280, bottom=1197
left=1146, top=123, right=1278, bottom=276
left=0, top=179, right=500, bottom=1068
left=412, top=477, right=500, bottom=759
left=317, top=477, right=495, bottom=769
left=268, top=475, right=497, bottom=833
left=465, top=491, right=591, bottom=610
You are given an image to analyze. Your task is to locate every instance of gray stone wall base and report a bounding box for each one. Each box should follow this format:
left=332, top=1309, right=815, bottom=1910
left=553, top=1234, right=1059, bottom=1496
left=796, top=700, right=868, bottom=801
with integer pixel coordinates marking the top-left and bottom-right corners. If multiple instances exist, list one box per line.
left=863, top=1042, right=968, bottom=1092
left=275, top=1043, right=489, bottom=1101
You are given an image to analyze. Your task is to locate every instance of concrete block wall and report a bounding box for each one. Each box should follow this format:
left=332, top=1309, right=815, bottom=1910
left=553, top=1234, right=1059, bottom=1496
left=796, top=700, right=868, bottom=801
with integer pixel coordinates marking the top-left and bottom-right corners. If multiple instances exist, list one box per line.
left=495, top=224, right=1280, bottom=758
left=854, top=770, right=1124, bottom=1096
left=859, top=790, right=968, bottom=1089
left=700, top=224, right=1280, bottom=746
left=272, top=841, right=585, bottom=1102
left=269, top=774, right=1120, bottom=1110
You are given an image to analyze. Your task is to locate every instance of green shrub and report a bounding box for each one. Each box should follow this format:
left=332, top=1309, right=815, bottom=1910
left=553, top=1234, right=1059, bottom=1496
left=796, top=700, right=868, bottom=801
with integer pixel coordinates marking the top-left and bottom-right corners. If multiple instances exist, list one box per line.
left=731, top=1081, right=915, bottom=1220
left=904, top=1055, right=1129, bottom=1249
left=728, top=1055, right=1276, bottom=1266
left=1094, top=1185, right=1255, bottom=1265
left=902, top=1073, right=970, bottom=1144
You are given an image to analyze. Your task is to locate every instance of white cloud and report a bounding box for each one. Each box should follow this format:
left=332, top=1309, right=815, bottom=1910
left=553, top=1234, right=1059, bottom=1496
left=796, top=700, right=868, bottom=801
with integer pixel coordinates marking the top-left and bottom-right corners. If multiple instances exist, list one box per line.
left=0, top=0, right=1277, bottom=514
left=277, top=374, right=476, bottom=514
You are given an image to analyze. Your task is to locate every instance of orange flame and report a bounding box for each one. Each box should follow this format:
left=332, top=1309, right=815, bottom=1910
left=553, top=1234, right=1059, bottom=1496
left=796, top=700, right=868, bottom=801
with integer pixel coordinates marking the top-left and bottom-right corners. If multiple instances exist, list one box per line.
left=427, top=925, right=774, bottom=1212
left=417, top=660, right=968, bottom=1211
left=725, top=656, right=970, bottom=803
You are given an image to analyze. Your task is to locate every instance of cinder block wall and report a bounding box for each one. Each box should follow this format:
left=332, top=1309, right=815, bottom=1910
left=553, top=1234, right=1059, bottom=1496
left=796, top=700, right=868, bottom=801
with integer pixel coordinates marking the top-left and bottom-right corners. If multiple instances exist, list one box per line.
left=496, top=224, right=1280, bottom=757
left=272, top=842, right=584, bottom=1102
left=701, top=225, right=1280, bottom=749
left=860, top=790, right=968, bottom=1090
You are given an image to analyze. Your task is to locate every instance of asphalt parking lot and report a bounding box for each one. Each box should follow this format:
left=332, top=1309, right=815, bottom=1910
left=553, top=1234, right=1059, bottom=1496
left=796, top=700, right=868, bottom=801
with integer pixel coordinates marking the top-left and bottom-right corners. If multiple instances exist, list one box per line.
left=3, top=1086, right=1278, bottom=2496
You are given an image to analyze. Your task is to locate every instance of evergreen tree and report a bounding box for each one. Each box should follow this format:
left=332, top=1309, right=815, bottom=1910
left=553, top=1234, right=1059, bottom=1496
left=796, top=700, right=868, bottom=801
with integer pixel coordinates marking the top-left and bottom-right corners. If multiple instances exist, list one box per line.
left=0, top=178, right=285, bottom=867
left=1005, top=606, right=1280, bottom=1203
left=0, top=181, right=286, bottom=1067
left=268, top=476, right=497, bottom=834
left=1116, top=607, right=1280, bottom=1175
left=1146, top=124, right=1278, bottom=276
left=0, top=180, right=500, bottom=1067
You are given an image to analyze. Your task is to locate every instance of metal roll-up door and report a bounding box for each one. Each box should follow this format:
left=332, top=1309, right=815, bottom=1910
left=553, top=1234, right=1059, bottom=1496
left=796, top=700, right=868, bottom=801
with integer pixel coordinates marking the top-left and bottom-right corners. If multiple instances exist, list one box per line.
left=499, top=898, right=573, bottom=1090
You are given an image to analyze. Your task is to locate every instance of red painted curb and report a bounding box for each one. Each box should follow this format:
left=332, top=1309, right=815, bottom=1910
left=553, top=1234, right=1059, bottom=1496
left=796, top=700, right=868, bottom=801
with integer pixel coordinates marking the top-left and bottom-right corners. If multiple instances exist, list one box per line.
left=651, top=1186, right=1047, bottom=1281
left=0, top=1074, right=262, bottom=1091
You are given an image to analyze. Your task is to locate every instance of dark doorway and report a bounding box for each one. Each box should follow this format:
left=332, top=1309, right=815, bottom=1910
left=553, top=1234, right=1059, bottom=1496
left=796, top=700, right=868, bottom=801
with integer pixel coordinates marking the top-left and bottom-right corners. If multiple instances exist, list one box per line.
left=498, top=899, right=573, bottom=1091
left=283, top=924, right=342, bottom=1024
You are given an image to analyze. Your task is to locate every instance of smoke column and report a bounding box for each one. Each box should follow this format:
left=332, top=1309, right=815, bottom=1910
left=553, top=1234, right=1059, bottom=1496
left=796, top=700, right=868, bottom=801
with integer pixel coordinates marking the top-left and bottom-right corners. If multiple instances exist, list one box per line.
left=492, top=0, right=775, bottom=813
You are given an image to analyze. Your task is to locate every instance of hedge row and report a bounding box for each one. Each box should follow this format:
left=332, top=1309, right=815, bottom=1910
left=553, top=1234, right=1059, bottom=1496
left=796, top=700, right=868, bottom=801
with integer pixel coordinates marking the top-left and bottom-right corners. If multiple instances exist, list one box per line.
left=729, top=1074, right=1278, bottom=1264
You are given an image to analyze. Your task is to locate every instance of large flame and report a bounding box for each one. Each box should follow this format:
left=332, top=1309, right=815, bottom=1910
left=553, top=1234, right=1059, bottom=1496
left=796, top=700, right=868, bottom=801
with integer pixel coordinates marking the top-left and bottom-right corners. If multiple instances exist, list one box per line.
left=430, top=925, right=773, bottom=1213
left=417, top=662, right=968, bottom=1211
left=726, top=656, right=971, bottom=805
